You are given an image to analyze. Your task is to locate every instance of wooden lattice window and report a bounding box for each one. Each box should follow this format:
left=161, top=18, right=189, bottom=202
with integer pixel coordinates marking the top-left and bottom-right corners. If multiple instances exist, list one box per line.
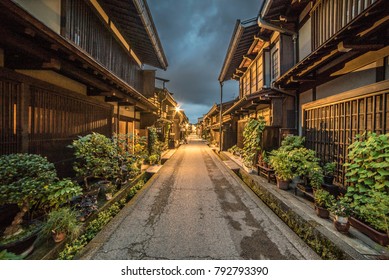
left=303, top=90, right=389, bottom=186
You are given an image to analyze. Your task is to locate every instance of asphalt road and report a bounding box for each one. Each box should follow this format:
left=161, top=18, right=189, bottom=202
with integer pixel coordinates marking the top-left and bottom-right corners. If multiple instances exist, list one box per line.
left=80, top=135, right=318, bottom=260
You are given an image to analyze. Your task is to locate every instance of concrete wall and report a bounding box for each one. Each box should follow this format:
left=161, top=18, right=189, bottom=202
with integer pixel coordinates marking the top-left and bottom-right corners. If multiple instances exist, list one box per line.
left=13, top=0, right=61, bottom=34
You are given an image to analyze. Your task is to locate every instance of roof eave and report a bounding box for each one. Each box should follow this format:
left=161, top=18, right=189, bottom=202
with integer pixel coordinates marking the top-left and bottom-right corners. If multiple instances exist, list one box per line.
left=132, top=0, right=168, bottom=70
left=218, top=18, right=259, bottom=82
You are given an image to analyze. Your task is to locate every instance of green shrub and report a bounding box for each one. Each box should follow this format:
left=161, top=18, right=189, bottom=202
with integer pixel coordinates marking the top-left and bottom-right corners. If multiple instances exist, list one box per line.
left=40, top=207, right=81, bottom=241
left=345, top=132, right=389, bottom=233
left=243, top=117, right=266, bottom=168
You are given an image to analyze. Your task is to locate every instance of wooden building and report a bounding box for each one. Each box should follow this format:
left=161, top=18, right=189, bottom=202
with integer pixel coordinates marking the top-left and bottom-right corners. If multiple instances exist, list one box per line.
left=0, top=0, right=168, bottom=176
left=202, top=100, right=236, bottom=150
left=140, top=76, right=188, bottom=148
left=260, top=0, right=389, bottom=185
left=218, top=16, right=297, bottom=151
left=214, top=0, right=389, bottom=185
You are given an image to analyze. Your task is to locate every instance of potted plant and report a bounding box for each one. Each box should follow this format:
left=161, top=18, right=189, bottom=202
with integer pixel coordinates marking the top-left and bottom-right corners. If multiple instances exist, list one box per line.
left=308, top=165, right=324, bottom=189
left=40, top=208, right=81, bottom=243
left=314, top=188, right=335, bottom=219
left=0, top=154, right=83, bottom=255
left=344, top=132, right=389, bottom=246
left=330, top=196, right=351, bottom=233
left=323, top=162, right=336, bottom=184
left=269, top=149, right=293, bottom=190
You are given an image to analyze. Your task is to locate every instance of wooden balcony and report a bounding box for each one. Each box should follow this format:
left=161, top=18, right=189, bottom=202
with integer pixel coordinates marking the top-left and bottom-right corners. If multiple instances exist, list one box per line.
left=63, top=0, right=143, bottom=92
left=311, top=0, right=377, bottom=50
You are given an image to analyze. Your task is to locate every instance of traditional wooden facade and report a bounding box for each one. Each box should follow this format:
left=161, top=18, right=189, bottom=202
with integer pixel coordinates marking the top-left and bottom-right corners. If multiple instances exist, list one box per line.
left=140, top=76, right=188, bottom=147
left=202, top=100, right=236, bottom=150
left=219, top=16, right=297, bottom=151
left=0, top=0, right=167, bottom=176
left=260, top=0, right=389, bottom=185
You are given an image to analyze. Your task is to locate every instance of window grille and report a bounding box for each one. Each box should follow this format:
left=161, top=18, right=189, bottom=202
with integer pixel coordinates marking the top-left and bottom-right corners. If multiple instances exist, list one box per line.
left=303, top=91, right=389, bottom=186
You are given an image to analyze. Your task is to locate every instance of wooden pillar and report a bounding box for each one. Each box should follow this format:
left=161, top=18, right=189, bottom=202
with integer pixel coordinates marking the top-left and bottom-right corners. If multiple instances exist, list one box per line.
left=271, top=97, right=284, bottom=127
left=20, top=83, right=30, bottom=153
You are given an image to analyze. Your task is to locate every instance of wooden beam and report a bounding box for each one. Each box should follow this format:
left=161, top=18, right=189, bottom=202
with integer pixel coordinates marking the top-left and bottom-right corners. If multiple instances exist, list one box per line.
left=42, top=58, right=61, bottom=70
left=243, top=54, right=257, bottom=61
left=24, top=27, right=35, bottom=37
left=290, top=77, right=316, bottom=82
left=51, top=44, right=60, bottom=51
left=105, top=96, right=123, bottom=102
left=332, top=45, right=389, bottom=77
left=339, top=42, right=384, bottom=52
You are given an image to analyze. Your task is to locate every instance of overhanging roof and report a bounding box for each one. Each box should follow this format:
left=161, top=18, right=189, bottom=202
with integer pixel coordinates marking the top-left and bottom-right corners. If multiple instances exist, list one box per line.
left=223, top=90, right=274, bottom=116
left=219, top=18, right=260, bottom=82
left=99, top=0, right=168, bottom=70
left=274, top=0, right=389, bottom=88
left=0, top=0, right=158, bottom=112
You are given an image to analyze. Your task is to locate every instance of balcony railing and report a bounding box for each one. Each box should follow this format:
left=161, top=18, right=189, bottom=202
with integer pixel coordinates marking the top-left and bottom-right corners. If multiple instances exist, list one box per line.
left=311, top=0, right=377, bottom=50
left=63, top=0, right=143, bottom=92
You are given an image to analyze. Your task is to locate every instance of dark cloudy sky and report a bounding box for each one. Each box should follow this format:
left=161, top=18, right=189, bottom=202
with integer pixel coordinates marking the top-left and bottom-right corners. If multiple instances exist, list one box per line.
left=147, top=0, right=262, bottom=123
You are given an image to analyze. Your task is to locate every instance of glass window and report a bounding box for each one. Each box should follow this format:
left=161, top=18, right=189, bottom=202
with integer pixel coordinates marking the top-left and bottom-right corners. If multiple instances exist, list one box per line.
left=251, top=62, right=257, bottom=94
left=271, top=49, right=279, bottom=80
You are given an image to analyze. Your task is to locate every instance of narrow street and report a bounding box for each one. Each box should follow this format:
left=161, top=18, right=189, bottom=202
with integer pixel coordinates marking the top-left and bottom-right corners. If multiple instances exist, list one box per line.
left=81, top=135, right=318, bottom=260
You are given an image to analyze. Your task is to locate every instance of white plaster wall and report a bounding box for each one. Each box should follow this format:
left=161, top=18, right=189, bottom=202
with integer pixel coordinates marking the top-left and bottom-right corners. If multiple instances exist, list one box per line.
left=12, top=0, right=61, bottom=34
left=299, top=89, right=313, bottom=135
left=316, top=65, right=376, bottom=99
left=16, top=70, right=87, bottom=95
left=298, top=18, right=311, bottom=61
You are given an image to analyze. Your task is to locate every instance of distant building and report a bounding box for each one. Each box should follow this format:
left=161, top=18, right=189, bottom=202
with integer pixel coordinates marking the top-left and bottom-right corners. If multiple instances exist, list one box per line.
left=202, top=100, right=236, bottom=150
left=140, top=77, right=188, bottom=148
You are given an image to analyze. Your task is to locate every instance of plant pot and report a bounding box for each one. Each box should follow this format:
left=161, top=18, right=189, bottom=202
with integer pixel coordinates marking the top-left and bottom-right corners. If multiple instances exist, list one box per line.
left=349, top=217, right=389, bottom=246
left=334, top=216, right=350, bottom=233
left=52, top=231, right=66, bottom=243
left=0, top=223, right=41, bottom=256
left=276, top=177, right=289, bottom=190
left=323, top=175, right=334, bottom=185
left=315, top=205, right=330, bottom=219
left=243, top=165, right=255, bottom=174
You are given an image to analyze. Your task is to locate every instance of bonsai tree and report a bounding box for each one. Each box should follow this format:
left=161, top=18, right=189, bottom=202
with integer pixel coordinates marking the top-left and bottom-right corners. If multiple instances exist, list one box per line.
left=69, top=133, right=119, bottom=190
left=243, top=117, right=266, bottom=168
left=40, top=207, right=81, bottom=242
left=0, top=154, right=57, bottom=236
left=42, top=179, right=82, bottom=211
left=0, top=154, right=83, bottom=237
left=344, top=132, right=389, bottom=234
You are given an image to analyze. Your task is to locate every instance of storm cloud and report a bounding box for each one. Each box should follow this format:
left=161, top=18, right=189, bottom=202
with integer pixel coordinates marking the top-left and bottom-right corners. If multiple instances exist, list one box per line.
left=147, top=0, right=262, bottom=122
